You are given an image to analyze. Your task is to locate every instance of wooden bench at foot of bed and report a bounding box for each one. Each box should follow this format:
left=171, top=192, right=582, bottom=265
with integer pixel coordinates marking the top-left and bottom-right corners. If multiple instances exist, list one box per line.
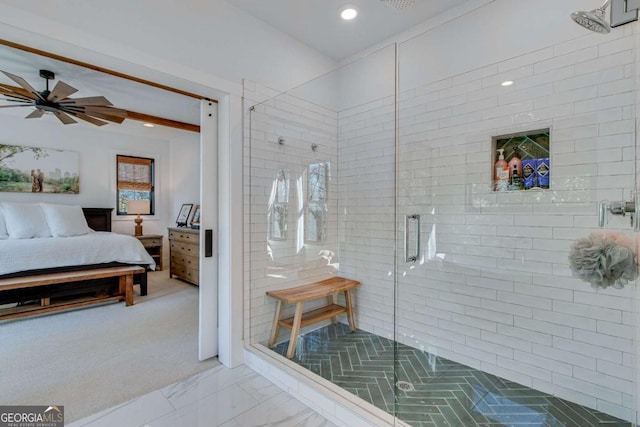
left=0, top=265, right=145, bottom=321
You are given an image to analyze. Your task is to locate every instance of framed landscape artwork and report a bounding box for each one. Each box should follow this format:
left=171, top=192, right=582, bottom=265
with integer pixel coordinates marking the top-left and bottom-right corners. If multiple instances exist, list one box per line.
left=0, top=144, right=80, bottom=194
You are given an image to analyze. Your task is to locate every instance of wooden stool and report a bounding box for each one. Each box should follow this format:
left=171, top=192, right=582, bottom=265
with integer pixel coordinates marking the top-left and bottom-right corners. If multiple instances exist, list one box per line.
left=266, top=276, right=360, bottom=358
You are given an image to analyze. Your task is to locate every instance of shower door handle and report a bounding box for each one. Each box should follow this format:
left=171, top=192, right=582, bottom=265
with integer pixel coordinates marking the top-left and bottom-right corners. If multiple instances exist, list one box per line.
left=404, top=214, right=420, bottom=263
left=598, top=201, right=607, bottom=227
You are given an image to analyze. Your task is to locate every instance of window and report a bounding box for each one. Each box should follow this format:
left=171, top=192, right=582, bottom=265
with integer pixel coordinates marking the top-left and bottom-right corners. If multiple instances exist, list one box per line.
left=268, top=169, right=289, bottom=241
left=116, top=155, right=155, bottom=215
left=305, top=162, right=328, bottom=243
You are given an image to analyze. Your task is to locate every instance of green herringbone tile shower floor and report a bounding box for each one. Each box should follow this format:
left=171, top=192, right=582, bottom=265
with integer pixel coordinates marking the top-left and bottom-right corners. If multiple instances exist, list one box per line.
left=272, top=323, right=630, bottom=427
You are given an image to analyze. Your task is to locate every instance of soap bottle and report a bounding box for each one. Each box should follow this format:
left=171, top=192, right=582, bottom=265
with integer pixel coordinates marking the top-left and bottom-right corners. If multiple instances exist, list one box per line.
left=508, top=147, right=522, bottom=180
left=510, top=164, right=522, bottom=190
left=495, top=148, right=509, bottom=192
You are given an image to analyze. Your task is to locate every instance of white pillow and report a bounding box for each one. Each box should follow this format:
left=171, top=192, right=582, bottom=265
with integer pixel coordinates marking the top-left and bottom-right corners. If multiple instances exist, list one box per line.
left=41, top=203, right=91, bottom=237
left=2, top=202, right=51, bottom=239
left=0, top=208, right=7, bottom=239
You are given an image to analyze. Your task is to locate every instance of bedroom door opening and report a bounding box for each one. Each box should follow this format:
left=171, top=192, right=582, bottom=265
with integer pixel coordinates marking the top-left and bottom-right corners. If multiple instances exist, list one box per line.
left=0, top=37, right=220, bottom=403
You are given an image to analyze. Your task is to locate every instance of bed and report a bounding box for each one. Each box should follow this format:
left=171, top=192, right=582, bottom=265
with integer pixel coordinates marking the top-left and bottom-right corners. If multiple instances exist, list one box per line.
left=0, top=203, right=154, bottom=316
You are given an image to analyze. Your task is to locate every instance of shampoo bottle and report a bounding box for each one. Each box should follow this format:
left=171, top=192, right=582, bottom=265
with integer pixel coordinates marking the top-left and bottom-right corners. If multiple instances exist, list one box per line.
left=522, top=159, right=536, bottom=189
left=510, top=164, right=522, bottom=190
left=495, top=148, right=509, bottom=192
left=508, top=147, right=522, bottom=180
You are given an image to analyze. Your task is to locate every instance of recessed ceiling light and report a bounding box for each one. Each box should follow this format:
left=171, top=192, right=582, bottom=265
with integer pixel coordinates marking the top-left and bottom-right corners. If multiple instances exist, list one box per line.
left=501, top=80, right=514, bottom=87
left=340, top=7, right=358, bottom=20
left=143, top=123, right=154, bottom=128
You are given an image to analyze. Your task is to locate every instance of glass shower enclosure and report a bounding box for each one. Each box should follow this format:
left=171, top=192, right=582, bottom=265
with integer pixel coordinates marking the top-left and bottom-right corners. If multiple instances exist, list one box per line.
left=245, top=9, right=640, bottom=425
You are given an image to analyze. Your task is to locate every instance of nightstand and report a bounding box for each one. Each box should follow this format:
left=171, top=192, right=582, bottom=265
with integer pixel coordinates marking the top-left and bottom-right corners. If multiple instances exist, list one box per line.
left=135, top=234, right=163, bottom=271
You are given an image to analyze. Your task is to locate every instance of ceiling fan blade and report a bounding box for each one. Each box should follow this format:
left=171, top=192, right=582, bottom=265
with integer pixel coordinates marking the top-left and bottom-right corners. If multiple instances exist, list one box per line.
left=0, top=94, right=33, bottom=103
left=53, top=111, right=77, bottom=125
left=0, top=104, right=33, bottom=108
left=1, top=70, right=44, bottom=101
left=79, top=111, right=126, bottom=124
left=65, top=109, right=115, bottom=126
left=83, top=106, right=127, bottom=117
left=73, top=113, right=108, bottom=127
left=58, top=96, right=113, bottom=107
left=47, top=81, right=78, bottom=102
left=0, top=97, right=32, bottom=104
left=25, top=109, right=45, bottom=119
left=0, top=85, right=34, bottom=101
left=63, top=105, right=125, bottom=115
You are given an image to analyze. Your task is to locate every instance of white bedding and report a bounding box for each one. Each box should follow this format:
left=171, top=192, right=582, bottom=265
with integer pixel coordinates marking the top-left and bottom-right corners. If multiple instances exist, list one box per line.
left=0, top=232, right=155, bottom=276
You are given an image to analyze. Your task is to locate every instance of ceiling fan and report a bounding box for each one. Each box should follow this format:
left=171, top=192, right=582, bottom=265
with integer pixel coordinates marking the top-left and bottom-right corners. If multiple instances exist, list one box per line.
left=0, top=69, right=127, bottom=126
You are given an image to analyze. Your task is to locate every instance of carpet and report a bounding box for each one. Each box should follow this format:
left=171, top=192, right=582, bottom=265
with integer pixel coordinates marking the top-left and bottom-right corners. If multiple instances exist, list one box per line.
left=0, top=270, right=219, bottom=422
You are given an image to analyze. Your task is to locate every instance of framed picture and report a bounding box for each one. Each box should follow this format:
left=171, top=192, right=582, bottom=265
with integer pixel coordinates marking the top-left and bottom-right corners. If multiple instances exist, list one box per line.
left=176, top=203, right=193, bottom=227
left=190, top=205, right=200, bottom=229
left=0, top=144, right=80, bottom=194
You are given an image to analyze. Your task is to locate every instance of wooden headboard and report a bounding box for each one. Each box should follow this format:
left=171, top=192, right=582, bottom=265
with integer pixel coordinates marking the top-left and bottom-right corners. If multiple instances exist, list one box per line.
left=82, top=208, right=113, bottom=232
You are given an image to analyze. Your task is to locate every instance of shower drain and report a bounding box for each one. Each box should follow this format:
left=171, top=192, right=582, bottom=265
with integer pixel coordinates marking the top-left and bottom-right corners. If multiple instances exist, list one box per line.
left=396, top=381, right=415, bottom=392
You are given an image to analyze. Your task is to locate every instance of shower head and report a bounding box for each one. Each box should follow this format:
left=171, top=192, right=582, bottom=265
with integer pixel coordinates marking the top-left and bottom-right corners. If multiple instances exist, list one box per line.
left=571, top=0, right=611, bottom=33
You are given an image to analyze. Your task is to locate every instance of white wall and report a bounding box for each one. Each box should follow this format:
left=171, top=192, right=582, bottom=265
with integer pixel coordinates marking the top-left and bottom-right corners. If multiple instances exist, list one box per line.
left=286, top=44, right=396, bottom=113
left=169, top=136, right=201, bottom=226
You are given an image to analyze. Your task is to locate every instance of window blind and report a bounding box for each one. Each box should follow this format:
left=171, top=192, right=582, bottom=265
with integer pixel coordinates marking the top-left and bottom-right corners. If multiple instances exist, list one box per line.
left=117, top=155, right=153, bottom=192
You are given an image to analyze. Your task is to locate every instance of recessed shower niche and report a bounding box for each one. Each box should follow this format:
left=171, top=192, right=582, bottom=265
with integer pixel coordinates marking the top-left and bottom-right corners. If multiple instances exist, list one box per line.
left=492, top=128, right=550, bottom=192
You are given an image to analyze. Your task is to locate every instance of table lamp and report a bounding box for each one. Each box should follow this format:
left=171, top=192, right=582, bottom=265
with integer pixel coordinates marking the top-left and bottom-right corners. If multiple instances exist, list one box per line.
left=126, top=199, right=150, bottom=236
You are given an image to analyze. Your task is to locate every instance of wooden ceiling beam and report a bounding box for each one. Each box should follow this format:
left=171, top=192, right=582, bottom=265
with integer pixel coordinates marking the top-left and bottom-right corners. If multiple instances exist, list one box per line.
left=0, top=39, right=216, bottom=103
left=1, top=84, right=200, bottom=133
left=126, top=111, right=200, bottom=133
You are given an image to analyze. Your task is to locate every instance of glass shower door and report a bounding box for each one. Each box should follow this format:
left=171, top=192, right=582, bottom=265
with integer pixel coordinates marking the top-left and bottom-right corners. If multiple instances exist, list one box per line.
left=395, top=21, right=638, bottom=427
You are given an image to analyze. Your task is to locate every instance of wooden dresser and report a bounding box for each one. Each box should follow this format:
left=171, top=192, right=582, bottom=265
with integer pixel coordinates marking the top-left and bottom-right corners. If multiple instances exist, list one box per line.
left=168, top=227, right=199, bottom=285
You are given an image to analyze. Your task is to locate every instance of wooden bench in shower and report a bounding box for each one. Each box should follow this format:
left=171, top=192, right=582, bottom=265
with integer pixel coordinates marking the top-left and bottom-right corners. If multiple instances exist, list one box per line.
left=266, top=276, right=360, bottom=358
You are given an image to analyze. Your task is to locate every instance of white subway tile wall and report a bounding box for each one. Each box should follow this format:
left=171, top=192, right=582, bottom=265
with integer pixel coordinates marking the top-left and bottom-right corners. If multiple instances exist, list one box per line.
left=244, top=26, right=638, bottom=423
left=393, top=29, right=634, bottom=420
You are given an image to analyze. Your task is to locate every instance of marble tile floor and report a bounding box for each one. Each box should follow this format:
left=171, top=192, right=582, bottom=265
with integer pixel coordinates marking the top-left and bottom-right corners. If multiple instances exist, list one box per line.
left=272, top=323, right=631, bottom=427
left=69, top=364, right=337, bottom=427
